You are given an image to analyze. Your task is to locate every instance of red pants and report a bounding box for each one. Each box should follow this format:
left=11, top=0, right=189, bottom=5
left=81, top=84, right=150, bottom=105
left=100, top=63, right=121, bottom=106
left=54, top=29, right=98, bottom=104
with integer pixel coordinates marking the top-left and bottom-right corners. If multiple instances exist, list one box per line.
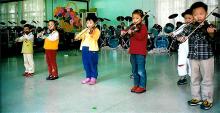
left=45, top=50, right=58, bottom=77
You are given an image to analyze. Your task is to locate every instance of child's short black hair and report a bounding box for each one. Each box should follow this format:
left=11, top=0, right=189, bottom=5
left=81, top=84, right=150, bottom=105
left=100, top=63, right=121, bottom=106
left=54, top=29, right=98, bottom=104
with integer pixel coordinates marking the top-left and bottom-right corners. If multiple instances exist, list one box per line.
left=190, top=1, right=208, bottom=12
left=49, top=20, right=58, bottom=28
left=181, top=9, right=192, bottom=17
left=23, top=24, right=31, bottom=29
left=86, top=14, right=98, bottom=23
left=132, top=9, right=144, bottom=17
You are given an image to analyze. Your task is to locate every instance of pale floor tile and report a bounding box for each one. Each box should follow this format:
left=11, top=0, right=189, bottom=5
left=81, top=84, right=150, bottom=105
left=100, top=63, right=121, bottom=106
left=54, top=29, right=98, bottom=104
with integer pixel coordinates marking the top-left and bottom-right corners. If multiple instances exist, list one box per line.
left=1, top=49, right=220, bottom=113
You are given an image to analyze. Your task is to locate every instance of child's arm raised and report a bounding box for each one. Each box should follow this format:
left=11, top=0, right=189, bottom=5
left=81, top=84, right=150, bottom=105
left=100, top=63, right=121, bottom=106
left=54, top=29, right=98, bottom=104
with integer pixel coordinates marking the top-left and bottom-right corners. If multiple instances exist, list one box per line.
left=74, top=28, right=88, bottom=41
left=24, top=33, right=34, bottom=41
left=15, top=35, right=26, bottom=42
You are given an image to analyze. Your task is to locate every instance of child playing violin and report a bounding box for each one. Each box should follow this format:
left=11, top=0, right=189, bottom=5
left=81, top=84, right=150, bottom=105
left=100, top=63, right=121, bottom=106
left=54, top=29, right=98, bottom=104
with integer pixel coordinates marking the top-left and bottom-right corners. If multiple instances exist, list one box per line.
left=121, top=9, right=148, bottom=93
left=170, top=9, right=193, bottom=85
left=75, top=14, right=100, bottom=85
left=37, top=20, right=59, bottom=80
left=15, top=24, right=35, bottom=77
left=177, top=2, right=216, bottom=110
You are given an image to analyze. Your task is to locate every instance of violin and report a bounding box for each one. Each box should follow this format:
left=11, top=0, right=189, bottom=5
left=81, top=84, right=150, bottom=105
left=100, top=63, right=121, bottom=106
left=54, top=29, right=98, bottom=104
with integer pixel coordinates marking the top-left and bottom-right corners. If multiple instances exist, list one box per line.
left=126, top=23, right=142, bottom=36
left=191, top=21, right=216, bottom=33
left=185, top=7, right=218, bottom=39
left=89, top=26, right=96, bottom=34
left=121, top=11, right=149, bottom=37
left=75, top=21, right=98, bottom=39
left=131, top=23, right=142, bottom=31
left=168, top=7, right=218, bottom=55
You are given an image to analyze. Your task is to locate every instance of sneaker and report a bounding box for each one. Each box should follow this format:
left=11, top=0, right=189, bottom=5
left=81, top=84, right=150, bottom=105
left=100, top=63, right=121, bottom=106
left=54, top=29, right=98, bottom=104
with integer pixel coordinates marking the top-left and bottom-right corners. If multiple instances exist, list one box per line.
left=177, top=77, right=187, bottom=85
left=134, top=87, right=146, bottom=93
left=131, top=86, right=138, bottom=92
left=200, top=100, right=213, bottom=110
left=88, top=78, right=96, bottom=85
left=130, top=74, right=134, bottom=79
left=81, top=78, right=90, bottom=84
left=188, top=99, right=202, bottom=106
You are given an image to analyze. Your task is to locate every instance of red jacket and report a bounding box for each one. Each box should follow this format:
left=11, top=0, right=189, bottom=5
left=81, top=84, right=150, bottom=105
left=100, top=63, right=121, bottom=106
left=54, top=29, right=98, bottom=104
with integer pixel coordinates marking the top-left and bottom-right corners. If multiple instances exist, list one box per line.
left=129, top=24, right=148, bottom=56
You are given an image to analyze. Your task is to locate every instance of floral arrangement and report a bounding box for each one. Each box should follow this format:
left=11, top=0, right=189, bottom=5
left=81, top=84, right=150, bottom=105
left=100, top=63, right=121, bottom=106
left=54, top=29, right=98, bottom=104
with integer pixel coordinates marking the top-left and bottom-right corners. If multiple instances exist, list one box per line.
left=53, top=2, right=81, bottom=32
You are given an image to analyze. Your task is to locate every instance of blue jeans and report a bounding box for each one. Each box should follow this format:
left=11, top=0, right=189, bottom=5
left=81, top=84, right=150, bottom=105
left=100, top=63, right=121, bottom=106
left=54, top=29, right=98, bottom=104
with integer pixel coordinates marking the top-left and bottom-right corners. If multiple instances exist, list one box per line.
left=130, top=54, right=147, bottom=88
left=82, top=47, right=99, bottom=79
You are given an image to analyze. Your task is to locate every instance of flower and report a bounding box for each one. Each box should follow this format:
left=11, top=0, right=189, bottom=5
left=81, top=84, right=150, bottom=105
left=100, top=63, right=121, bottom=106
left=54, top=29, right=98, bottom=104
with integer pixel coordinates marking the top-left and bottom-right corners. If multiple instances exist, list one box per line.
left=54, top=6, right=81, bottom=27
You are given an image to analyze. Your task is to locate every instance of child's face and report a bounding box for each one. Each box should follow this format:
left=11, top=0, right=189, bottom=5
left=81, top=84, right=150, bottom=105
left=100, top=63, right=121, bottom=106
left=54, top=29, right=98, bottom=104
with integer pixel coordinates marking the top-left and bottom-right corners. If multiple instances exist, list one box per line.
left=184, top=14, right=193, bottom=24
left=48, top=21, right=55, bottom=30
left=132, top=13, right=142, bottom=24
left=23, top=27, right=30, bottom=34
left=192, top=7, right=207, bottom=23
left=86, top=20, right=95, bottom=29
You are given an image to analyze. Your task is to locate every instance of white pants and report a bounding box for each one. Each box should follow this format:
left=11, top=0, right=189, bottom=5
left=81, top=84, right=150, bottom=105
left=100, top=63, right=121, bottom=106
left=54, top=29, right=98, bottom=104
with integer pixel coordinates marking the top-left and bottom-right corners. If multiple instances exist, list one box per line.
left=23, top=54, right=35, bottom=73
left=177, top=40, right=191, bottom=76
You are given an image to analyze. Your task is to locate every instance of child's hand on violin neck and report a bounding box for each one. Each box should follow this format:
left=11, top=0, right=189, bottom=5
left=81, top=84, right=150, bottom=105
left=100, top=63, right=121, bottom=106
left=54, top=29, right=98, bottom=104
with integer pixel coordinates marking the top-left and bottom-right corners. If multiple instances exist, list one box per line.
left=207, top=26, right=216, bottom=34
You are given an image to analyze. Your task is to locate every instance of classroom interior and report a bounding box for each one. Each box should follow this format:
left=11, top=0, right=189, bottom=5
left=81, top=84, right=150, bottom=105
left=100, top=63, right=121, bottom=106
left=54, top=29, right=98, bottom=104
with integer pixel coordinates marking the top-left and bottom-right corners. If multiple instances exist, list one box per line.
left=0, top=0, right=220, bottom=113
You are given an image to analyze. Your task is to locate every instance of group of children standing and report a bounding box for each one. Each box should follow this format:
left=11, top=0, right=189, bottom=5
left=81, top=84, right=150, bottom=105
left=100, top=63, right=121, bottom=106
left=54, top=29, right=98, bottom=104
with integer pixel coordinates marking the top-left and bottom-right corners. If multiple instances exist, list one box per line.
left=15, top=1, right=216, bottom=110
left=16, top=20, right=60, bottom=80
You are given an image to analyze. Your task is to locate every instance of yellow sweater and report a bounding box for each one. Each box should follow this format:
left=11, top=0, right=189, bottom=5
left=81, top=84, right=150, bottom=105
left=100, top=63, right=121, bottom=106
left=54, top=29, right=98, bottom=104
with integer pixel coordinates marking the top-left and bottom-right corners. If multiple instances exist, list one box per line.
left=43, top=31, right=59, bottom=50
left=16, top=33, right=34, bottom=54
left=22, top=40, right=33, bottom=54
left=75, top=28, right=100, bottom=51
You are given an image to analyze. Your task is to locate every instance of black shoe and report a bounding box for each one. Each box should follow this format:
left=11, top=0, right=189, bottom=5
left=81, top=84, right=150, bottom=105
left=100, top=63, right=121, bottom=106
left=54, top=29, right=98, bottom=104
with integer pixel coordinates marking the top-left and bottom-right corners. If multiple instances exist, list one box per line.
left=200, top=100, right=213, bottom=110
left=46, top=76, right=59, bottom=80
left=130, top=74, right=134, bottom=79
left=49, top=76, right=59, bottom=80
left=177, top=78, right=187, bottom=85
left=188, top=99, right=202, bottom=106
left=46, top=75, right=52, bottom=80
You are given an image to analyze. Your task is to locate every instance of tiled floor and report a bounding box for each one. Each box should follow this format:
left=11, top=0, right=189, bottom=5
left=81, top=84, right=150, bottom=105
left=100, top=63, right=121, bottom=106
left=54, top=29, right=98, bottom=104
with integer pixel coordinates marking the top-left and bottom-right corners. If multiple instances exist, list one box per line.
left=1, top=48, right=220, bottom=113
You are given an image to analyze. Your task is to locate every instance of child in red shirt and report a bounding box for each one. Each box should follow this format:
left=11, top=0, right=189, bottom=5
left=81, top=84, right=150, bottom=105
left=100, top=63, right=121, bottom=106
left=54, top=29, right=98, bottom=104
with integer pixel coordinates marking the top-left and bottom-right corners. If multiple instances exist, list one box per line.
left=121, top=9, right=148, bottom=93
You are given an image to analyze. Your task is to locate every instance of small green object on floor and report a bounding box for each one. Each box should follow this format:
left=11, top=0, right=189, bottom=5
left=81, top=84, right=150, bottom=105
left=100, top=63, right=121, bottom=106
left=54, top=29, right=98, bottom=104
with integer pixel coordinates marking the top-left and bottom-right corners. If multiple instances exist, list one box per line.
left=92, top=106, right=97, bottom=110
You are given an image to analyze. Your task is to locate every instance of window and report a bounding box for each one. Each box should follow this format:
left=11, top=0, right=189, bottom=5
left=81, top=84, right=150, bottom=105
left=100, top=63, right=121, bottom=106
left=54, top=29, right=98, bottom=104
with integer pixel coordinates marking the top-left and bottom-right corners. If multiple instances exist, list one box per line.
left=22, top=0, right=45, bottom=27
left=155, top=0, right=219, bottom=27
left=0, top=2, right=18, bottom=26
